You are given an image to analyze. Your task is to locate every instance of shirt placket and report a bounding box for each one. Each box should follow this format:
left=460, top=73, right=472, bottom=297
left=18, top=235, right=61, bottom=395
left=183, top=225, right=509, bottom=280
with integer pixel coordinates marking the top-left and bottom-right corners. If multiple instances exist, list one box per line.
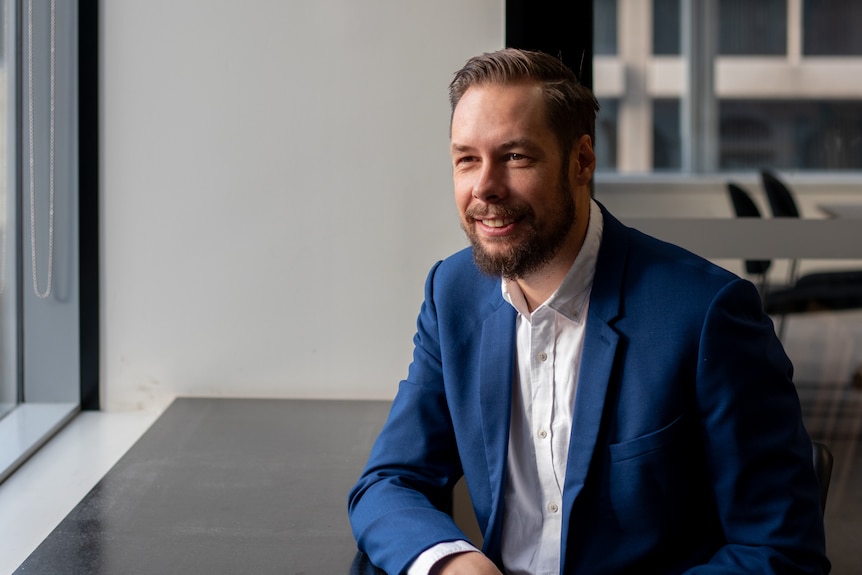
left=529, top=307, right=563, bottom=572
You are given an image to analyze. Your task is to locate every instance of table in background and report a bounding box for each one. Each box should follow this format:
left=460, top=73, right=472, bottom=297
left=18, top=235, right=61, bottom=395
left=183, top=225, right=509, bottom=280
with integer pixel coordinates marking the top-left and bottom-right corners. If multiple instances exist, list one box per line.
left=818, top=203, right=862, bottom=219
left=14, top=398, right=391, bottom=575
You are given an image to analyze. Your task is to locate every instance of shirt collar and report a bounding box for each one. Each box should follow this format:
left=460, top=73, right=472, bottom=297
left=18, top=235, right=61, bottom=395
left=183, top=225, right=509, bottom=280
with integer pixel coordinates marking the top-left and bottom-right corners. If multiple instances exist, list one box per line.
left=502, top=199, right=604, bottom=323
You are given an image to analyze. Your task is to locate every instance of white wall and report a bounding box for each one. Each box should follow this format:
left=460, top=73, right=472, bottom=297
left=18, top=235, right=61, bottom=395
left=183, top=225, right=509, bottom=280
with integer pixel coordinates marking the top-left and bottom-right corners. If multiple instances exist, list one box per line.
left=100, top=1, right=862, bottom=411
left=101, top=1, right=504, bottom=410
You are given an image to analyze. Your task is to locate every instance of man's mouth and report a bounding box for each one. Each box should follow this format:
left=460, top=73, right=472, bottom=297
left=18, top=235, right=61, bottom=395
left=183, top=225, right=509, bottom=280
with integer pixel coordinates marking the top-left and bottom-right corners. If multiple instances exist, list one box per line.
left=478, top=217, right=516, bottom=228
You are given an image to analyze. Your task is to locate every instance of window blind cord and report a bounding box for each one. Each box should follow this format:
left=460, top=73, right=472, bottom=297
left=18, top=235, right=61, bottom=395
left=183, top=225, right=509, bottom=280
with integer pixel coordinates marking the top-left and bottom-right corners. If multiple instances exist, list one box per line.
left=27, top=0, right=56, bottom=299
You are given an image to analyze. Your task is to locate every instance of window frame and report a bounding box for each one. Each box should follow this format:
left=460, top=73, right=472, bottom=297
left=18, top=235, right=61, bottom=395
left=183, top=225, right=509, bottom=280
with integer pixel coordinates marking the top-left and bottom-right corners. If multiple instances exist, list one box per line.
left=0, top=0, right=97, bottom=484
left=594, top=0, right=862, bottom=175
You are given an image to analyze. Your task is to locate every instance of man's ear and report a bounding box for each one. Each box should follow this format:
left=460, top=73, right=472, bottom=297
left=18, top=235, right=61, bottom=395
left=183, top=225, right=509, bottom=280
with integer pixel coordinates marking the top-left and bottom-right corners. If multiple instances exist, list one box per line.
left=570, top=134, right=596, bottom=185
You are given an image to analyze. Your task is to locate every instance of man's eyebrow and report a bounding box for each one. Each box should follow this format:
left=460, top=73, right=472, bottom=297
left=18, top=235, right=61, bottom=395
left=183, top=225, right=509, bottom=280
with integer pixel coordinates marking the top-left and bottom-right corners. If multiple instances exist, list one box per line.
left=450, top=139, right=543, bottom=154
left=450, top=143, right=475, bottom=154
left=500, top=138, right=542, bottom=153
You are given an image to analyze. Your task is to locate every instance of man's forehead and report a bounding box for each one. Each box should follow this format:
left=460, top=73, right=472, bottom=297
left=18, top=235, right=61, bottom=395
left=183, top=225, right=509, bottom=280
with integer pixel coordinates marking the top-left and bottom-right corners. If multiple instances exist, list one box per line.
left=450, top=82, right=551, bottom=142
left=457, top=81, right=544, bottom=104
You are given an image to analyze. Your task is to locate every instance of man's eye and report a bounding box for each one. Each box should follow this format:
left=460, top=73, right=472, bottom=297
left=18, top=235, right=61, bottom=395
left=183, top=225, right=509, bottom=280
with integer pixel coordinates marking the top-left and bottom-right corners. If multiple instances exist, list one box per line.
left=506, top=153, right=526, bottom=161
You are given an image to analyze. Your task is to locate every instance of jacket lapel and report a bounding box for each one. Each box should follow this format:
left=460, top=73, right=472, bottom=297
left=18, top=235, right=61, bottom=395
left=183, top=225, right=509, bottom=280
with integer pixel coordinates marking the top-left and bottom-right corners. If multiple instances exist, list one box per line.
left=476, top=295, right=517, bottom=560
left=561, top=206, right=629, bottom=539
left=469, top=205, right=631, bottom=564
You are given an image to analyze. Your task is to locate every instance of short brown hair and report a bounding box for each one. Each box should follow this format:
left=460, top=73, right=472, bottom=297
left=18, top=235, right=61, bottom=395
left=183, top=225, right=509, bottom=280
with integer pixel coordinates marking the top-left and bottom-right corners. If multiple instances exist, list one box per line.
left=449, top=48, right=599, bottom=157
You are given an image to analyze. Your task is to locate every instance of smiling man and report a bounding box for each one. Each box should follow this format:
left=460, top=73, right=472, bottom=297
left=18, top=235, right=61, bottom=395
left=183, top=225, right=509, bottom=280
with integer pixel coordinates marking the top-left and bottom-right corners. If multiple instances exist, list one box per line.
left=452, top=79, right=591, bottom=308
left=348, top=49, right=829, bottom=575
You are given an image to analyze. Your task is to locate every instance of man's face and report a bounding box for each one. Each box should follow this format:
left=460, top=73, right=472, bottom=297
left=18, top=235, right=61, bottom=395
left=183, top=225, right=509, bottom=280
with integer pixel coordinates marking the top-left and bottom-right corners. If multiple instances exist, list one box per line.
left=450, top=82, right=576, bottom=279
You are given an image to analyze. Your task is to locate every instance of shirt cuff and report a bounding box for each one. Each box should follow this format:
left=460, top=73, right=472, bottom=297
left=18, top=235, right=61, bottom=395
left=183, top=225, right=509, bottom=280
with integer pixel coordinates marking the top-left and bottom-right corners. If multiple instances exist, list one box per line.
left=406, top=540, right=480, bottom=575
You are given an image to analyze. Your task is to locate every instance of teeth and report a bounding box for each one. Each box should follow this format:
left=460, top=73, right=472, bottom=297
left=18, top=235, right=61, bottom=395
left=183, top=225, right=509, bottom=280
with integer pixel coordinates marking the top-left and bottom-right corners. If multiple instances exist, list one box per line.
left=481, top=218, right=513, bottom=228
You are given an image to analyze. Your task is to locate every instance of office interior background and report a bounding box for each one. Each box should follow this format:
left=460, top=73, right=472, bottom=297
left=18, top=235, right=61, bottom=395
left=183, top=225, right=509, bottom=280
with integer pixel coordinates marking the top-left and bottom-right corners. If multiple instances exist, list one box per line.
left=1, top=0, right=861, bottom=573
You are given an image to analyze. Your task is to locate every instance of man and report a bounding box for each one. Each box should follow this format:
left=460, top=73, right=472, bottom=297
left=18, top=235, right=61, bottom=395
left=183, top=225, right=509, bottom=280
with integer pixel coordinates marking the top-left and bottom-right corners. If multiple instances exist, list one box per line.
left=348, top=48, right=829, bottom=575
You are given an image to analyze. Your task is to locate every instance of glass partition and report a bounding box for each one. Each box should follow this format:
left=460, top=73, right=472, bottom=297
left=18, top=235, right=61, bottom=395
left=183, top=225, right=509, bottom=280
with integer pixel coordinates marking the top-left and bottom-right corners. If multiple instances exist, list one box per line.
left=0, top=0, right=82, bottom=484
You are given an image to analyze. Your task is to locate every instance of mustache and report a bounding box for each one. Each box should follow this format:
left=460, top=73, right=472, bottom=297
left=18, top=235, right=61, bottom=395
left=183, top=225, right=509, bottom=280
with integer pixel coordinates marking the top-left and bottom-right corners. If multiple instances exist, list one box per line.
left=464, top=203, right=532, bottom=220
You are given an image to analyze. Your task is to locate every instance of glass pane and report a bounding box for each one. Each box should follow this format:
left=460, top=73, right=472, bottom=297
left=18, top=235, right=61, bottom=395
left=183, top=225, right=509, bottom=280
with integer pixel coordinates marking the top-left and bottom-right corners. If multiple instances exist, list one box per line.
left=719, top=0, right=787, bottom=55
left=594, top=0, right=617, bottom=56
left=1, top=0, right=81, bottom=484
left=654, top=99, right=681, bottom=170
left=719, top=100, right=862, bottom=170
left=804, top=0, right=862, bottom=56
left=595, top=98, right=618, bottom=170
left=0, top=0, right=14, bottom=421
left=653, top=0, right=681, bottom=55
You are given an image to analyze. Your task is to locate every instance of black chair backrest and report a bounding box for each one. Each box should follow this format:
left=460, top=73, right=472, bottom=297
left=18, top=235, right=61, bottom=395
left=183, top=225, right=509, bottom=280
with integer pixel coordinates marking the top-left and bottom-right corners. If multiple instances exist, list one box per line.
left=812, top=441, right=833, bottom=514
left=728, top=182, right=762, bottom=218
left=760, top=169, right=800, bottom=218
left=727, top=183, right=771, bottom=276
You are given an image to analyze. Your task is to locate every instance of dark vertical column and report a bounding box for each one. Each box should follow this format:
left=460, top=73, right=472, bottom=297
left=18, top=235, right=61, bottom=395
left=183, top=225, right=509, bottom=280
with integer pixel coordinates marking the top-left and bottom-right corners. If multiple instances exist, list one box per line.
left=506, top=0, right=594, bottom=89
left=78, top=0, right=100, bottom=410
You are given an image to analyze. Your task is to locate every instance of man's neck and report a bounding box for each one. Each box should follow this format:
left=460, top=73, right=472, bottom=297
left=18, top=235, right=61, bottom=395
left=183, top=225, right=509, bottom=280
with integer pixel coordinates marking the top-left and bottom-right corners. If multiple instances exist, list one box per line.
left=514, top=271, right=568, bottom=313
left=515, top=204, right=591, bottom=312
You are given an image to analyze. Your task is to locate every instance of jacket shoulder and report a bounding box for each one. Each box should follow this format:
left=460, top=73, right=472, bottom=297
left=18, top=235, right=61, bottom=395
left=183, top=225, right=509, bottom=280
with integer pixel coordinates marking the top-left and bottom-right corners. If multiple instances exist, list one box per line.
left=431, top=247, right=501, bottom=304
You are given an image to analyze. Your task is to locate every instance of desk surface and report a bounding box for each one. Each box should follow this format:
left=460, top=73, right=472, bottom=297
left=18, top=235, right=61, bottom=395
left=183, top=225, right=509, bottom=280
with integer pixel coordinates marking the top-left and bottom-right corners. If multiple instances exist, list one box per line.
left=622, top=217, right=862, bottom=258
left=818, top=203, right=862, bottom=219
left=14, top=398, right=391, bottom=575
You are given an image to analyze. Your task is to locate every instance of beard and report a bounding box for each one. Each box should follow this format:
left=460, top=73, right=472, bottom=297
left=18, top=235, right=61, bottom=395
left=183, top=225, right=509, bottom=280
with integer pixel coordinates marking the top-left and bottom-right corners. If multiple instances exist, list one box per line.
left=462, top=175, right=576, bottom=280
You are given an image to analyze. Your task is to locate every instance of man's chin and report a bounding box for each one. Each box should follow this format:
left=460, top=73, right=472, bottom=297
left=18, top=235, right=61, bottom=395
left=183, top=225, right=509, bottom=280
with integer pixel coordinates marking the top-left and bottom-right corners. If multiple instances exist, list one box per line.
left=469, top=244, right=516, bottom=278
left=470, top=232, right=517, bottom=250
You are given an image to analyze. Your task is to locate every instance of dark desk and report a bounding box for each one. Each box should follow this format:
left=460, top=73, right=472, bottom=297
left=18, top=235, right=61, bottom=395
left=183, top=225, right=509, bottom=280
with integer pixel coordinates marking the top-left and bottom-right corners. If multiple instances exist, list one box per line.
left=15, top=398, right=390, bottom=574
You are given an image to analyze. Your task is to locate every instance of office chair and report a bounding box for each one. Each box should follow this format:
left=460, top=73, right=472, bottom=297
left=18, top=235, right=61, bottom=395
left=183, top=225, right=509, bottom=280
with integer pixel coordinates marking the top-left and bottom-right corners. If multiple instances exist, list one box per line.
left=812, top=441, right=833, bottom=514
left=760, top=169, right=801, bottom=283
left=758, top=169, right=862, bottom=319
left=761, top=168, right=801, bottom=218
left=726, top=182, right=772, bottom=295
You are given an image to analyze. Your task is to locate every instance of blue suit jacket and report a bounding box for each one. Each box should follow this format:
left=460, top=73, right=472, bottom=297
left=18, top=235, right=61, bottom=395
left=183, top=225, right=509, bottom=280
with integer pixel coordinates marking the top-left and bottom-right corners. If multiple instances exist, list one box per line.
left=349, top=205, right=829, bottom=574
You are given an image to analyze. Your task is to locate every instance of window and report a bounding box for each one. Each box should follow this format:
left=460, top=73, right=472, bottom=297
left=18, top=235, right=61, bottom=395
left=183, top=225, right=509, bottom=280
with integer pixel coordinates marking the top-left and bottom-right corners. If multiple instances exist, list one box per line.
left=720, top=100, right=862, bottom=170
left=0, top=0, right=13, bottom=422
left=654, top=99, right=682, bottom=170
left=594, top=0, right=618, bottom=56
left=719, top=0, right=786, bottom=55
left=595, top=98, right=619, bottom=170
left=653, top=0, right=681, bottom=56
left=803, top=0, right=862, bottom=56
left=593, top=0, right=862, bottom=173
left=0, top=0, right=93, bottom=484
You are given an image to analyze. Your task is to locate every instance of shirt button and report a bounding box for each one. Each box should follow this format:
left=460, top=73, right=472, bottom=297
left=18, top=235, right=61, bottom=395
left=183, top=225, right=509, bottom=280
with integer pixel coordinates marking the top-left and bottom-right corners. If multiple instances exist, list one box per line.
left=547, top=502, right=559, bottom=513
left=537, top=352, right=548, bottom=362
left=538, top=429, right=548, bottom=439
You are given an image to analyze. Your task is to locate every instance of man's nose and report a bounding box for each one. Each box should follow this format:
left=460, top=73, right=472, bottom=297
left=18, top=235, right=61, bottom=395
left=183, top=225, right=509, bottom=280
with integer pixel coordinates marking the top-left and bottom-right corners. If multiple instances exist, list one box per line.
left=472, top=163, right=507, bottom=202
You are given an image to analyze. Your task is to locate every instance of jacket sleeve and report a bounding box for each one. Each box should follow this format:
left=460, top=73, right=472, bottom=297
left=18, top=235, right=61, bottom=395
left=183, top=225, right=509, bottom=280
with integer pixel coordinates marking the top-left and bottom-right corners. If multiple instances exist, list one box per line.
left=688, top=278, right=829, bottom=573
left=347, top=261, right=470, bottom=575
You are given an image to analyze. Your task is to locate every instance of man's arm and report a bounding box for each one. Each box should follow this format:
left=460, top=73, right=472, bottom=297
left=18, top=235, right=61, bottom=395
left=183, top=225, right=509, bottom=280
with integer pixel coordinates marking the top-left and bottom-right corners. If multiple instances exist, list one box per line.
left=691, top=278, right=829, bottom=573
left=348, top=261, right=476, bottom=575
left=429, top=551, right=502, bottom=575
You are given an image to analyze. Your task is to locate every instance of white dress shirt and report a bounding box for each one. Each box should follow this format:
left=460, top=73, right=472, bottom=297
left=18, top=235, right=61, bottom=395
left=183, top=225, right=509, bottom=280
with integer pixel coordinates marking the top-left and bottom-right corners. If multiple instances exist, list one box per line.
left=500, top=200, right=602, bottom=574
left=409, top=201, right=603, bottom=575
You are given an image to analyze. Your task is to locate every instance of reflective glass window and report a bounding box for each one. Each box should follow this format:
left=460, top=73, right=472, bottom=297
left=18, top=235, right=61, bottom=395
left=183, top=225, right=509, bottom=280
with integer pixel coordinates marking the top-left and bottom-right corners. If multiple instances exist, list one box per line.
left=804, top=0, right=862, bottom=56
left=653, top=0, right=681, bottom=55
left=719, top=0, right=787, bottom=55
